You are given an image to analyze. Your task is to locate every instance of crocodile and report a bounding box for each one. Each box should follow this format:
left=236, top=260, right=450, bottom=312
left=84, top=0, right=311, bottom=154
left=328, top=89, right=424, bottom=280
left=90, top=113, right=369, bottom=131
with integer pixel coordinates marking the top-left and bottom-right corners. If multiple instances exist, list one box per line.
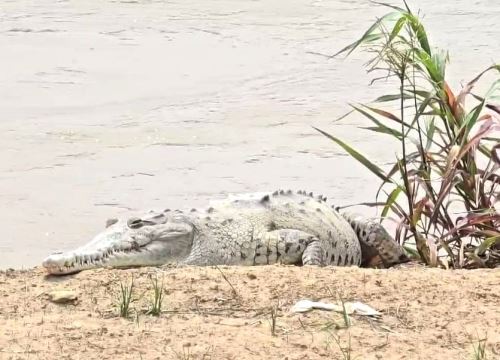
left=42, top=190, right=409, bottom=275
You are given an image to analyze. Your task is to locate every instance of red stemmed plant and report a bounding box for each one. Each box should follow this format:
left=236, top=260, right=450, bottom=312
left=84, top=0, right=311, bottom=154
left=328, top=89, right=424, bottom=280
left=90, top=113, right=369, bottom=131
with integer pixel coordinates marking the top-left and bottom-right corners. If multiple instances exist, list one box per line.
left=317, top=1, right=500, bottom=268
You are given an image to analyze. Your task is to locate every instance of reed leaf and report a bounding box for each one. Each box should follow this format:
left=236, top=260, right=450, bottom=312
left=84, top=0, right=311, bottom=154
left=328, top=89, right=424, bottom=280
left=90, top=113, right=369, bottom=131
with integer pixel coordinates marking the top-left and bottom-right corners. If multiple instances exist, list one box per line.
left=333, top=12, right=400, bottom=57
left=313, top=127, right=390, bottom=182
left=382, top=187, right=404, bottom=218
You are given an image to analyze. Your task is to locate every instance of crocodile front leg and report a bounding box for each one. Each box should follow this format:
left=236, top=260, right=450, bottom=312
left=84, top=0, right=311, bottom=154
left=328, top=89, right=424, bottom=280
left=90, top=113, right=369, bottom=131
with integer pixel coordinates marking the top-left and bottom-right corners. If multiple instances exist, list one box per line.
left=252, top=229, right=324, bottom=266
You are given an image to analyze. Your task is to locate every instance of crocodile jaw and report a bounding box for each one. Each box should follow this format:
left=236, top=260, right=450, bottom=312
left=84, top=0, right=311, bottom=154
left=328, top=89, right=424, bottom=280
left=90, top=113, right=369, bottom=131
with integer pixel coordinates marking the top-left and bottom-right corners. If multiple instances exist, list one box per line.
left=42, top=245, right=166, bottom=275
left=42, top=218, right=194, bottom=275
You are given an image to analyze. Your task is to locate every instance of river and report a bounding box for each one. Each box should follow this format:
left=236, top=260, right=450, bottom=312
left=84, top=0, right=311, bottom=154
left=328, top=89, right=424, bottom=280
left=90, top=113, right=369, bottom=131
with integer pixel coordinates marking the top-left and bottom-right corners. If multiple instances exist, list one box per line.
left=1, top=0, right=499, bottom=269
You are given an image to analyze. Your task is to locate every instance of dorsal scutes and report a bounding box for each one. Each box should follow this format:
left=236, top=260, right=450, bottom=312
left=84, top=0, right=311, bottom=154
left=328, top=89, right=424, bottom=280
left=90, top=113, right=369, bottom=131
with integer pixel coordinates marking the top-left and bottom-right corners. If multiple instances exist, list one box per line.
left=260, top=194, right=271, bottom=203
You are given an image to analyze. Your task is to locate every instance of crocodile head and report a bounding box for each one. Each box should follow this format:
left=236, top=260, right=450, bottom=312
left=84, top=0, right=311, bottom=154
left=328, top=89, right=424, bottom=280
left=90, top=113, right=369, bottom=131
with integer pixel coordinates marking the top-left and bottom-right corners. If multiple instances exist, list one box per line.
left=42, top=212, right=194, bottom=275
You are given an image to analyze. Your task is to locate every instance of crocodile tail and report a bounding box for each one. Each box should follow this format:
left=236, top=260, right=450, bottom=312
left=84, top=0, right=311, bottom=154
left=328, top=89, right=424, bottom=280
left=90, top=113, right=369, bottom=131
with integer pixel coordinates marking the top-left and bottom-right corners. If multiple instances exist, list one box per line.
left=340, top=212, right=409, bottom=267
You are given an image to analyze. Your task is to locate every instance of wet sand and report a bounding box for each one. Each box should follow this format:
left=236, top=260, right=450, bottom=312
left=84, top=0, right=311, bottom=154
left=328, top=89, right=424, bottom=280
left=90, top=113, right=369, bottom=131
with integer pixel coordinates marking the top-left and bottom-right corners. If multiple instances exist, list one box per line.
left=1, top=0, right=500, bottom=268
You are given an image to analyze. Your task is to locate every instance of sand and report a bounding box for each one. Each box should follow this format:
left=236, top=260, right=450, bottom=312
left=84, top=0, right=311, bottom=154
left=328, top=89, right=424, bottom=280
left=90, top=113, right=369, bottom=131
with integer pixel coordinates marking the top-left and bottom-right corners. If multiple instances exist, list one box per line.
left=1, top=265, right=499, bottom=359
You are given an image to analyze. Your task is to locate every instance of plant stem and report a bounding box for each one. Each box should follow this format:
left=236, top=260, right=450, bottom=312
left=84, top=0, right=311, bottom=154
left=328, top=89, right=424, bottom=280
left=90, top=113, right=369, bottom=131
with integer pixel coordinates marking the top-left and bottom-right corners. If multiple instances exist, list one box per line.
left=399, top=60, right=416, bottom=239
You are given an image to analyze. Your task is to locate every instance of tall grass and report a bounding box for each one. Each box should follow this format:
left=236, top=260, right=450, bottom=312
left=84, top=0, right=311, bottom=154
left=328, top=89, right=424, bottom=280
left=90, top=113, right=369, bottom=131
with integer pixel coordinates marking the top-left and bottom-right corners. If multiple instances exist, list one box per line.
left=318, top=1, right=500, bottom=268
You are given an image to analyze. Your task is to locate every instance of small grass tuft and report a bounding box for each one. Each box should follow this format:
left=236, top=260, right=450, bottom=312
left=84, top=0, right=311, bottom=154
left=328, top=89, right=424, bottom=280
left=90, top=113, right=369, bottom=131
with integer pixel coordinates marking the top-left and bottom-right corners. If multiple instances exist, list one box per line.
left=117, top=276, right=135, bottom=318
left=339, top=295, right=351, bottom=328
left=471, top=335, right=488, bottom=360
left=326, top=286, right=351, bottom=328
left=214, top=265, right=239, bottom=298
left=328, top=332, right=354, bottom=360
left=173, top=344, right=192, bottom=360
left=269, top=302, right=279, bottom=336
left=146, top=275, right=165, bottom=316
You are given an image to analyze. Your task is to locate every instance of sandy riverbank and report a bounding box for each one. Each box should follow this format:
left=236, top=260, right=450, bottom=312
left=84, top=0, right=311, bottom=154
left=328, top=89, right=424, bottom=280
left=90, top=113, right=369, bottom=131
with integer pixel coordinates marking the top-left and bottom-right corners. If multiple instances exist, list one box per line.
left=1, top=265, right=499, bottom=359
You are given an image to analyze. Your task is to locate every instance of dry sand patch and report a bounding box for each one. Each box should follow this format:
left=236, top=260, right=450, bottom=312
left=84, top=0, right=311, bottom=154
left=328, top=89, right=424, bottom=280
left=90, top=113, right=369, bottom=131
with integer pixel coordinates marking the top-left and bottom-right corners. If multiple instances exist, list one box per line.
left=0, top=265, right=499, bottom=359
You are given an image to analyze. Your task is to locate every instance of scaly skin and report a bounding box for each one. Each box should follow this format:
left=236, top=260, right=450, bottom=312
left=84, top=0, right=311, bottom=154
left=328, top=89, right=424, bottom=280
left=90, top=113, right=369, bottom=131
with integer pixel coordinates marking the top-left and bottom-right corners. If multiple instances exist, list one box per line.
left=42, top=190, right=408, bottom=275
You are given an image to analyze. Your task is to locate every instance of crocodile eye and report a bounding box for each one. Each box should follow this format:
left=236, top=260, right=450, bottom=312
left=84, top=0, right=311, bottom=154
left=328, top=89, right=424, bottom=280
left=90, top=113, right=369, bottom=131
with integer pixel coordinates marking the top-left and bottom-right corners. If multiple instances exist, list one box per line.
left=127, top=217, right=143, bottom=229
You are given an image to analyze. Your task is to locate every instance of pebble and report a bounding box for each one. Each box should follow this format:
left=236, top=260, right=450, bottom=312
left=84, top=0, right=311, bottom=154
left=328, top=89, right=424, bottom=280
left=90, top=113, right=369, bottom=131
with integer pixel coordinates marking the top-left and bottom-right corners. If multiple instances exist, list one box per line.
left=47, top=290, right=78, bottom=303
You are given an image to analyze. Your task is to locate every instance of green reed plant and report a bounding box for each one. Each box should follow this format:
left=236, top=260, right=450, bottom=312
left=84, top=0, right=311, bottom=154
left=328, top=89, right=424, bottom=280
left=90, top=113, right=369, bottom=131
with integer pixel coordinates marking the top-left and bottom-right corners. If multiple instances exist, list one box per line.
left=317, top=1, right=500, bottom=268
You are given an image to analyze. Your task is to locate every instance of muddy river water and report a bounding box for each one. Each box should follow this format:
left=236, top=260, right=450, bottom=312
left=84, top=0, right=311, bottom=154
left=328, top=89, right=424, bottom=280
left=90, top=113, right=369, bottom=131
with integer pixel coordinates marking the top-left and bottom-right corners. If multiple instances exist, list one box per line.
left=1, top=0, right=499, bottom=269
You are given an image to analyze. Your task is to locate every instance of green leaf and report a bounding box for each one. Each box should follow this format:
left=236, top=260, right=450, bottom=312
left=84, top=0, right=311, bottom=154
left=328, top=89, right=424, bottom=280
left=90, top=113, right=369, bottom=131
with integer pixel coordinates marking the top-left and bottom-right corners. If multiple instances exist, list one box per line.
left=332, top=109, right=354, bottom=123
left=407, top=89, right=434, bottom=99
left=425, top=118, right=436, bottom=150
left=389, top=16, right=407, bottom=43
left=363, top=105, right=403, bottom=123
left=475, top=235, right=500, bottom=255
left=371, top=1, right=406, bottom=12
left=416, top=49, right=445, bottom=85
left=433, top=49, right=448, bottom=80
left=351, top=104, right=403, bottom=138
left=403, top=245, right=420, bottom=259
left=382, top=186, right=403, bottom=218
left=467, top=64, right=500, bottom=89
left=484, top=78, right=500, bottom=100
left=314, top=127, right=390, bottom=182
left=405, top=13, right=431, bottom=55
left=459, top=102, right=484, bottom=144
left=333, top=12, right=400, bottom=57
left=374, top=93, right=416, bottom=103
left=405, top=90, right=436, bottom=139
left=361, top=126, right=403, bottom=139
